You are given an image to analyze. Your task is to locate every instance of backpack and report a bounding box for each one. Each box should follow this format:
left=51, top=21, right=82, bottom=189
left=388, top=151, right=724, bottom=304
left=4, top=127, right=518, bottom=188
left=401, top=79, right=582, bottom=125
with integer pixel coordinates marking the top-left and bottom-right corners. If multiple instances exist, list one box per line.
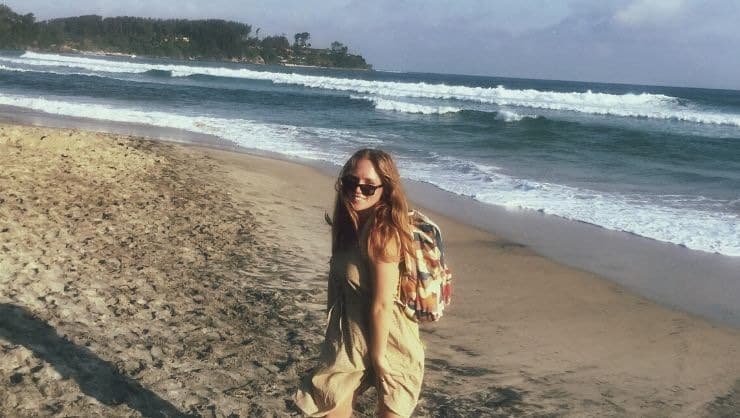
left=397, top=210, right=453, bottom=322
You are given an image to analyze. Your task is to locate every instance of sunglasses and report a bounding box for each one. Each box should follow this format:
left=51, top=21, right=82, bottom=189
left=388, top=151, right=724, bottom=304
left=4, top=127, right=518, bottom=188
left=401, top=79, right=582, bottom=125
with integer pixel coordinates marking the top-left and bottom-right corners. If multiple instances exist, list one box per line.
left=341, top=175, right=383, bottom=196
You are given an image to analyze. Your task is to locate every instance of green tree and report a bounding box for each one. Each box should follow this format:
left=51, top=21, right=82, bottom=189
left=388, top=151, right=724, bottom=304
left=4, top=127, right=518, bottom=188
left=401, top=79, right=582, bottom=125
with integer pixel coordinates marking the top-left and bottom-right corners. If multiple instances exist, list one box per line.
left=330, top=41, right=348, bottom=55
left=260, top=35, right=290, bottom=63
left=293, top=32, right=310, bottom=48
left=0, top=6, right=37, bottom=48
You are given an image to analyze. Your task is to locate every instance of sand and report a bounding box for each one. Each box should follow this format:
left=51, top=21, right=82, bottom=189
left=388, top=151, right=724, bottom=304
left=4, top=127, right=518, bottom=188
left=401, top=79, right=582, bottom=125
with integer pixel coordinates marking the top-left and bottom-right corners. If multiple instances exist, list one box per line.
left=1, top=122, right=739, bottom=417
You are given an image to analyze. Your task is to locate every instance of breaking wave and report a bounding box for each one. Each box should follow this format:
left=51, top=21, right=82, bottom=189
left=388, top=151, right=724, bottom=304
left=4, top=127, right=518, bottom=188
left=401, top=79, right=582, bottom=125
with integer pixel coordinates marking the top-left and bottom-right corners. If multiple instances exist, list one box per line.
left=1, top=91, right=737, bottom=256
left=3, top=51, right=740, bottom=127
left=350, top=95, right=461, bottom=114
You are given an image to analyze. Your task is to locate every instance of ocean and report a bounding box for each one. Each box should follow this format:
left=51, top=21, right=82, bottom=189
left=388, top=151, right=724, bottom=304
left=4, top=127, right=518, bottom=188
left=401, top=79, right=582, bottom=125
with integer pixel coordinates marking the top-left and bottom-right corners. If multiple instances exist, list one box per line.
left=1, top=50, right=738, bottom=257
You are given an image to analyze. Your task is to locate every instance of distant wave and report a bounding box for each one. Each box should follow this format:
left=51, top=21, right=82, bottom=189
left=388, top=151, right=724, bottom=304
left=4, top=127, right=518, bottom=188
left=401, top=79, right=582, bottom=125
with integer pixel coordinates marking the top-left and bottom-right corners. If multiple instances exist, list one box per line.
left=350, top=95, right=461, bottom=114
left=495, top=109, right=537, bottom=122
left=144, top=69, right=173, bottom=77
left=350, top=95, right=540, bottom=121
left=6, top=52, right=740, bottom=128
left=4, top=52, right=143, bottom=73
left=0, top=64, right=29, bottom=72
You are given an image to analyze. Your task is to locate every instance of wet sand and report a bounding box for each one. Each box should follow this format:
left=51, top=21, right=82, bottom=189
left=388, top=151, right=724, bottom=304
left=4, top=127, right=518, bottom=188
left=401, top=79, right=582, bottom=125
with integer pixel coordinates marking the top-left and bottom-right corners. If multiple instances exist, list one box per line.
left=1, top=123, right=739, bottom=417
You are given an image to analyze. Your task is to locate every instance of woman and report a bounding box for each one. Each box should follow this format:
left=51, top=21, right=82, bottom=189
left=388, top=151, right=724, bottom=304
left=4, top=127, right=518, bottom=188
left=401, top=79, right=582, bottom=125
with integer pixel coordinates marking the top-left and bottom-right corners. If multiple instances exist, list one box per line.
left=294, top=149, right=425, bottom=417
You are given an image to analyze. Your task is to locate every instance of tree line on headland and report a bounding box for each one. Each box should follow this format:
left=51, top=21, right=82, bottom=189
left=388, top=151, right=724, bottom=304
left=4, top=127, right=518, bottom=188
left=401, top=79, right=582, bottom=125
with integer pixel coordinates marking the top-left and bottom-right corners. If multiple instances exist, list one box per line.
left=0, top=5, right=371, bottom=69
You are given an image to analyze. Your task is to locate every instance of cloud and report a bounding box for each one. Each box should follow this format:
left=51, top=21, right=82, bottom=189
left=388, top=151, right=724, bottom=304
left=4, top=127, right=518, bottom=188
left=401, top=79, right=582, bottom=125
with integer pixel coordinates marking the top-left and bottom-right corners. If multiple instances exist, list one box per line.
left=3, top=0, right=739, bottom=88
left=614, top=0, right=688, bottom=26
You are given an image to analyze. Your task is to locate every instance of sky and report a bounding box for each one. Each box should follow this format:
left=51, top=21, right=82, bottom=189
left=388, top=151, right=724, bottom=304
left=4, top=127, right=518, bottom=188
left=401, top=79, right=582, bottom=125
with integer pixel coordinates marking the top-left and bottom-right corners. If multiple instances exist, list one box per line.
left=4, top=0, right=740, bottom=90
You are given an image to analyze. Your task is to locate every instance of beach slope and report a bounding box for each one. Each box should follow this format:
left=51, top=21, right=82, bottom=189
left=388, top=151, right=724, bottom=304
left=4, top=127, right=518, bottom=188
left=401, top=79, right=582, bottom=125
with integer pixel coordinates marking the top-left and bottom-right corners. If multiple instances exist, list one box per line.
left=1, top=123, right=738, bottom=417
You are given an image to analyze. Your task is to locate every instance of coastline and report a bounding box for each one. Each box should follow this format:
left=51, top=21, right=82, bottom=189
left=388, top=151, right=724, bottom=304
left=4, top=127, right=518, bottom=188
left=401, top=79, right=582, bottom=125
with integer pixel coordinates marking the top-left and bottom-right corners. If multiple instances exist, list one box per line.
left=3, top=104, right=740, bottom=328
left=1, top=120, right=739, bottom=416
left=15, top=47, right=372, bottom=71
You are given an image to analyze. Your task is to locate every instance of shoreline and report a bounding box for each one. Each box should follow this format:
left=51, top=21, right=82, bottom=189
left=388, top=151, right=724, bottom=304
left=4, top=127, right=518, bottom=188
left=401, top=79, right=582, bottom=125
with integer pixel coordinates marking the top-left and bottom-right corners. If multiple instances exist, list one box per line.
left=16, top=48, right=373, bottom=71
left=406, top=179, right=740, bottom=328
left=3, top=105, right=740, bottom=329
left=1, top=122, right=739, bottom=416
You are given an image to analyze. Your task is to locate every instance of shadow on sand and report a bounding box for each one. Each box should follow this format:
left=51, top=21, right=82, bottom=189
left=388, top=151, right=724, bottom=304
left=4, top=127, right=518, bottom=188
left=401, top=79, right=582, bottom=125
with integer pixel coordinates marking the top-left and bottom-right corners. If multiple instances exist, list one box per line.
left=0, top=303, right=190, bottom=417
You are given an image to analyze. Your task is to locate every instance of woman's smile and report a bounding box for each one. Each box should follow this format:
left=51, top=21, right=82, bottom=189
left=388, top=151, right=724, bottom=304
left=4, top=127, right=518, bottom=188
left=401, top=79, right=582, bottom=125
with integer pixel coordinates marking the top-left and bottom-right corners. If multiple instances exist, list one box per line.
left=347, top=158, right=383, bottom=211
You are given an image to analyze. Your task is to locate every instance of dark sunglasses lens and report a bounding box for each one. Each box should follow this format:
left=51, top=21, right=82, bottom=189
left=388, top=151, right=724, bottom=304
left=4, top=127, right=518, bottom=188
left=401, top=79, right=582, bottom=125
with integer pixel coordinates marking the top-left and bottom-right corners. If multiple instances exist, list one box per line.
left=359, top=184, right=376, bottom=196
left=341, top=176, right=358, bottom=192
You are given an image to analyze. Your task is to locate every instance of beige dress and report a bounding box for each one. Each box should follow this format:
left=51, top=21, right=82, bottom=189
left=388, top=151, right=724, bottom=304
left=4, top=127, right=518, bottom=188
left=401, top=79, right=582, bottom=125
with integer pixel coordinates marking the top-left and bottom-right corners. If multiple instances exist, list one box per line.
left=294, top=225, right=425, bottom=417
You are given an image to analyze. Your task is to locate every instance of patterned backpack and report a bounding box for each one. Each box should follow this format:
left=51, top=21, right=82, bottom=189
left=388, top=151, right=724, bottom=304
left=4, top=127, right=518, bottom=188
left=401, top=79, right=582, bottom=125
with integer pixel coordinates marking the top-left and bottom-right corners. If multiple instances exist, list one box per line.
left=397, top=210, right=453, bottom=322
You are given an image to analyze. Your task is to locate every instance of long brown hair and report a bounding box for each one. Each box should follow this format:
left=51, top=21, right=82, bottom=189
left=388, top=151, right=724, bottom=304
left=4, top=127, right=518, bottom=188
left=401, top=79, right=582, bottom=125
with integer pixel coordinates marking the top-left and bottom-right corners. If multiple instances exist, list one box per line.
left=331, top=149, right=412, bottom=262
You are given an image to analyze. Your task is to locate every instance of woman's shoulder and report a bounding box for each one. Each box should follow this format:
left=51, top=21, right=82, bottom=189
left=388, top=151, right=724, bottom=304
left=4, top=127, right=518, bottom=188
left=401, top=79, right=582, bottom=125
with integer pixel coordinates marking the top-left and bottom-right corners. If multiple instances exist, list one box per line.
left=367, top=227, right=402, bottom=263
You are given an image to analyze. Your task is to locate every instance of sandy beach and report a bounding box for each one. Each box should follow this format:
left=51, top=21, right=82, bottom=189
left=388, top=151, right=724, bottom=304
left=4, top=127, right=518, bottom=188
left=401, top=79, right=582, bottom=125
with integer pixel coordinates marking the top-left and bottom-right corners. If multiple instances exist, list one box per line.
left=1, top=122, right=739, bottom=417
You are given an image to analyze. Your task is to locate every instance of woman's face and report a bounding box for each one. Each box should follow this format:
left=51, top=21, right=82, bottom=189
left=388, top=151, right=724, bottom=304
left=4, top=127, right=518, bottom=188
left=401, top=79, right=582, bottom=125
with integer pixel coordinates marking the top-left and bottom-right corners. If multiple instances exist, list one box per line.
left=345, top=158, right=384, bottom=212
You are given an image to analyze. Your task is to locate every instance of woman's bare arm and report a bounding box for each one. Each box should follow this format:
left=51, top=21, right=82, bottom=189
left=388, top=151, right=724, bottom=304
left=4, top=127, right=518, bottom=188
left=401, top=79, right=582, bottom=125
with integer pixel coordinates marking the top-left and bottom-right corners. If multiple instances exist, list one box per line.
left=369, top=238, right=401, bottom=391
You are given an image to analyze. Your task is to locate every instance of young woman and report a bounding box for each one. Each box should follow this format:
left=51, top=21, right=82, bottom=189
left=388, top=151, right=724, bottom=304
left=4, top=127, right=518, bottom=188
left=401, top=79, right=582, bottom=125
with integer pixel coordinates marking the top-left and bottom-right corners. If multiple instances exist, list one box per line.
left=294, top=149, right=425, bottom=417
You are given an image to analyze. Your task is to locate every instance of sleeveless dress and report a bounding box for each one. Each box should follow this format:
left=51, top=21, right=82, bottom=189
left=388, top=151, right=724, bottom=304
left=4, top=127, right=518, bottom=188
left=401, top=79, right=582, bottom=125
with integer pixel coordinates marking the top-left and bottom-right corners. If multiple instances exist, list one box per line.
left=294, top=223, right=425, bottom=417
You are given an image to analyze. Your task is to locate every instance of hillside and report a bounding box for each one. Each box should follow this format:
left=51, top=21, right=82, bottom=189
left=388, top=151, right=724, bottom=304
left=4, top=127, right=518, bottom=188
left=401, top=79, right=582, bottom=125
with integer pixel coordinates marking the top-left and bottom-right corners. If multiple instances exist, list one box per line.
left=0, top=5, right=371, bottom=69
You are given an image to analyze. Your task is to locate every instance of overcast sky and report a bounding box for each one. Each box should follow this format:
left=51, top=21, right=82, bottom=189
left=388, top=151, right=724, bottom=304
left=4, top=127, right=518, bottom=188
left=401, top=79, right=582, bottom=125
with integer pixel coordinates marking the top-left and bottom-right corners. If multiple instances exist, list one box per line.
left=4, top=0, right=740, bottom=90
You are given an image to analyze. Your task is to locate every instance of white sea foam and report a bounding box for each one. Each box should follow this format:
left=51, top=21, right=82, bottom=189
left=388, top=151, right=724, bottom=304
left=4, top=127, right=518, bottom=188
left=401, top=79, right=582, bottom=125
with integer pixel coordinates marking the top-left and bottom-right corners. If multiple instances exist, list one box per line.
left=351, top=95, right=536, bottom=120
left=0, top=57, right=130, bottom=79
left=1, top=90, right=738, bottom=256
left=427, top=153, right=504, bottom=174
left=402, top=157, right=740, bottom=256
left=496, top=109, right=537, bottom=122
left=350, top=95, right=461, bottom=114
left=1, top=52, right=146, bottom=73
left=0, top=64, right=28, bottom=72
left=0, top=92, right=353, bottom=165
left=7, top=52, right=740, bottom=127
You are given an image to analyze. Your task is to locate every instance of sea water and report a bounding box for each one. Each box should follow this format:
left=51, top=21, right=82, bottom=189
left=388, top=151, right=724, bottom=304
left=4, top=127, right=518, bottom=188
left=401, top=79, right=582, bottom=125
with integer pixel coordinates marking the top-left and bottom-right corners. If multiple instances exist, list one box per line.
left=1, top=50, right=738, bottom=257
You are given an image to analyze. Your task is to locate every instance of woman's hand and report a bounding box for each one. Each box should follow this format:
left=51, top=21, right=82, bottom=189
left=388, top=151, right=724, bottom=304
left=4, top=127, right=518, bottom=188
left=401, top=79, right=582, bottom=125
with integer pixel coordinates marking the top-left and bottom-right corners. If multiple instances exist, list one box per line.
left=373, top=355, right=401, bottom=394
